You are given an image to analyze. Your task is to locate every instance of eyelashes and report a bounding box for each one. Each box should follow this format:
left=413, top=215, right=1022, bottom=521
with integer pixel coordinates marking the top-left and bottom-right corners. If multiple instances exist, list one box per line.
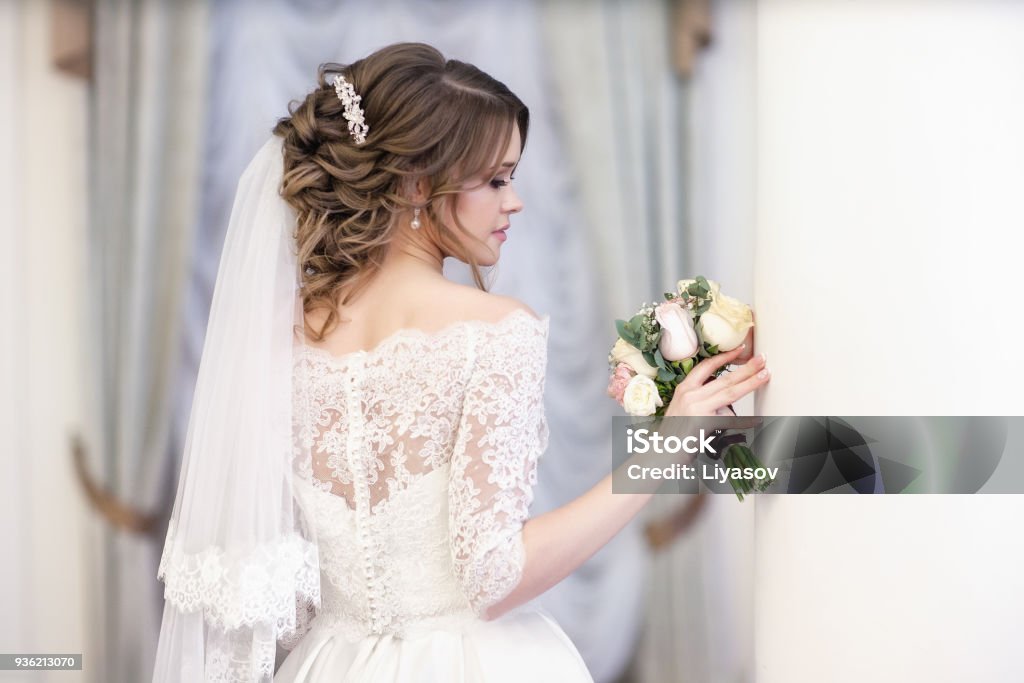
left=490, top=175, right=516, bottom=189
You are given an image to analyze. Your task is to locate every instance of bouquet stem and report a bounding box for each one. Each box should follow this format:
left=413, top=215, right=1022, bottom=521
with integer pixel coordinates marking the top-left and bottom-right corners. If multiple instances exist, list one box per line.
left=722, top=444, right=775, bottom=501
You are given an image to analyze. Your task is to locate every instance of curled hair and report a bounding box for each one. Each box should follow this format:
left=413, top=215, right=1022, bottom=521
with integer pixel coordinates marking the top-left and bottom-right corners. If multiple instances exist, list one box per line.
left=272, top=42, right=529, bottom=341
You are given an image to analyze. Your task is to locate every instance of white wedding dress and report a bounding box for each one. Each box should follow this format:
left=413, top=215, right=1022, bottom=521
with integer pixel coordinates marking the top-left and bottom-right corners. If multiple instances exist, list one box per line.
left=273, top=309, right=593, bottom=682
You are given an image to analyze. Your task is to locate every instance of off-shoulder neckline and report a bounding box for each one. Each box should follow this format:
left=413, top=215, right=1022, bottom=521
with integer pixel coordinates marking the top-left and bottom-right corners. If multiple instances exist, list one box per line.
left=296, top=307, right=549, bottom=367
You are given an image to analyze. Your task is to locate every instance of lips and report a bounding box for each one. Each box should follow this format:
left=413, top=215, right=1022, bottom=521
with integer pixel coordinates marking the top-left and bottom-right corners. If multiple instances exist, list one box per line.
left=491, top=225, right=509, bottom=241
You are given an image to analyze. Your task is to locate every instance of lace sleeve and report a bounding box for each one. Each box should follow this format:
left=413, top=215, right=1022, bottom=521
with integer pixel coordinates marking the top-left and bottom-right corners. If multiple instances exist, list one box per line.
left=448, top=312, right=550, bottom=616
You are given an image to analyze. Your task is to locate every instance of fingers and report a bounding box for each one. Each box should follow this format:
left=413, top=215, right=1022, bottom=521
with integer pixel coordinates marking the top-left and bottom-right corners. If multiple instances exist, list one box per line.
left=690, top=352, right=765, bottom=400
left=698, top=363, right=771, bottom=413
left=681, top=345, right=748, bottom=389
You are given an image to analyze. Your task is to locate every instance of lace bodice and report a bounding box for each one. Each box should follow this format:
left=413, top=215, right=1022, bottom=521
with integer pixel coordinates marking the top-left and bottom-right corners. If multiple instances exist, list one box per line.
left=288, top=308, right=550, bottom=642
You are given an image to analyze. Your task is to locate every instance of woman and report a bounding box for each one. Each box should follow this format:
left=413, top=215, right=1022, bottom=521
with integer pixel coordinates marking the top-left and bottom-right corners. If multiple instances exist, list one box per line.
left=153, top=42, right=770, bottom=682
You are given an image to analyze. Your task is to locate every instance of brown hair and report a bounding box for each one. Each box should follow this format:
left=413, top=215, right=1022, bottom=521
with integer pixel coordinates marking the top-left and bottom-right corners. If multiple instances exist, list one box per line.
left=272, top=42, right=529, bottom=341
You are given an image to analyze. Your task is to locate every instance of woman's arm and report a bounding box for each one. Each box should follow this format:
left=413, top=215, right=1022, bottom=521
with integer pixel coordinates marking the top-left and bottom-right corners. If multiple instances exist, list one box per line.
left=483, top=467, right=652, bottom=620
left=483, top=344, right=769, bottom=620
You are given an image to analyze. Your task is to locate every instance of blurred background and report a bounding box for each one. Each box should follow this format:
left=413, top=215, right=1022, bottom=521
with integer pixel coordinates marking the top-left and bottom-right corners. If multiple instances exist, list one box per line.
left=2, top=0, right=1023, bottom=681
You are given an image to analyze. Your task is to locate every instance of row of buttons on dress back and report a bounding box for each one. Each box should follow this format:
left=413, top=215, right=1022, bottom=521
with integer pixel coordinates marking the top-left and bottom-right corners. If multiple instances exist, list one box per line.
left=342, top=354, right=388, bottom=634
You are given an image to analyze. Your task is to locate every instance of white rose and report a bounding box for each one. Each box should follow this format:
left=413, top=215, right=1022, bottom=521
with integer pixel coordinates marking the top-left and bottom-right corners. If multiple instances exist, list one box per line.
left=610, top=338, right=658, bottom=379
left=622, top=375, right=664, bottom=417
left=698, top=292, right=754, bottom=351
left=654, top=302, right=699, bottom=361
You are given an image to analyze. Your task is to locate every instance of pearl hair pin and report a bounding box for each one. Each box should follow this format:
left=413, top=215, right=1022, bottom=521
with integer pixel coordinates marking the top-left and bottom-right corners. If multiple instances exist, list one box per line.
left=332, top=74, right=369, bottom=145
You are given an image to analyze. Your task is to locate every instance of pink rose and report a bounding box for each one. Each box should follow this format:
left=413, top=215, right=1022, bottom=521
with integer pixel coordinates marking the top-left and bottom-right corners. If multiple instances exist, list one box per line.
left=607, top=363, right=636, bottom=404
left=654, top=302, right=700, bottom=361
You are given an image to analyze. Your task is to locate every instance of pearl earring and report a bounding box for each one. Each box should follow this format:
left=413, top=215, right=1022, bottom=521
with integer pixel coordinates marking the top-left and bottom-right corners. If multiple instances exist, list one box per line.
left=411, top=207, right=421, bottom=230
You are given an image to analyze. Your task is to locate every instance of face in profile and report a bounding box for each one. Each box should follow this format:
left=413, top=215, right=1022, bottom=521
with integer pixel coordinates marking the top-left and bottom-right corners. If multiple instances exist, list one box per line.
left=452, top=125, right=523, bottom=267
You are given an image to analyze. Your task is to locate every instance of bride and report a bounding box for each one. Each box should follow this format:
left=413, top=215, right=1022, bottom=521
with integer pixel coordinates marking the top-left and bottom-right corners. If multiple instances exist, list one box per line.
left=152, top=42, right=770, bottom=682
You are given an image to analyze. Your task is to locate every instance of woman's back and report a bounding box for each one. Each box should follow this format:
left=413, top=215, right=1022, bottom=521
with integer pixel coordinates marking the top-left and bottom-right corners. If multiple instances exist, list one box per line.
left=276, top=303, right=596, bottom=681
left=291, top=293, right=548, bottom=633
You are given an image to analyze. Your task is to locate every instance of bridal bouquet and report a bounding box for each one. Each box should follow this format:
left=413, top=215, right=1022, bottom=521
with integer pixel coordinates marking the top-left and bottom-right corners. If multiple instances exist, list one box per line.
left=607, top=276, right=773, bottom=499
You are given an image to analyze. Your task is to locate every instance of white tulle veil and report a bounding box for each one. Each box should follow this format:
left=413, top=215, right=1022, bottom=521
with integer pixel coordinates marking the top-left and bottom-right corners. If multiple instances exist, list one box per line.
left=152, top=135, right=320, bottom=682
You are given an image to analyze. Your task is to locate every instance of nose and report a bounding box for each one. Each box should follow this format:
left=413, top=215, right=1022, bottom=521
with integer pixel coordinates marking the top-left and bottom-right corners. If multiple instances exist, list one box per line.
left=503, top=186, right=523, bottom=215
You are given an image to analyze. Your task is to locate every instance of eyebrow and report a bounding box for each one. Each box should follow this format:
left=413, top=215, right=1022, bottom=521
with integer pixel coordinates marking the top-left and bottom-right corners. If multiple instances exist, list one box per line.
left=500, top=161, right=518, bottom=168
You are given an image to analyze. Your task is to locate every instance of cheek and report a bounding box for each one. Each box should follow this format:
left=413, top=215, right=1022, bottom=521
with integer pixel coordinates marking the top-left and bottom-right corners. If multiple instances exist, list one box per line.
left=456, top=189, right=498, bottom=229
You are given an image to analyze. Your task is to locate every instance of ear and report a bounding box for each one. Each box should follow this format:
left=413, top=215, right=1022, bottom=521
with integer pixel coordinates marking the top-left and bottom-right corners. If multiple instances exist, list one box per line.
left=406, top=176, right=430, bottom=205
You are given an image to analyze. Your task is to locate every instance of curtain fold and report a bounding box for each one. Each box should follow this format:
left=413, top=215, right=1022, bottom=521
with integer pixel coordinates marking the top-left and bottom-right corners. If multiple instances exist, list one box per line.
left=540, top=2, right=755, bottom=683
left=86, top=0, right=208, bottom=680
left=539, top=0, right=687, bottom=315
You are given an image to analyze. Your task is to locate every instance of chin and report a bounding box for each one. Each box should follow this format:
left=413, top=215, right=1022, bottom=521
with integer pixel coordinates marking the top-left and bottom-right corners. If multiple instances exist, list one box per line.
left=473, top=243, right=501, bottom=267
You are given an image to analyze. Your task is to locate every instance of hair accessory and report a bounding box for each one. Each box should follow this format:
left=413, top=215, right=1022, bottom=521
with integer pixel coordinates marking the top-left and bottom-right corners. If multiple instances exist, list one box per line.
left=332, top=74, right=369, bottom=145
left=411, top=207, right=421, bottom=230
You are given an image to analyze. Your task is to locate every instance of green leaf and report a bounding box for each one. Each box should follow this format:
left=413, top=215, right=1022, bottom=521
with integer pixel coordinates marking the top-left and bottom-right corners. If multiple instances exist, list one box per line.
left=707, top=344, right=719, bottom=355
left=682, top=357, right=694, bottom=374
left=653, top=348, right=667, bottom=369
left=657, top=367, right=676, bottom=382
left=615, top=322, right=641, bottom=349
left=642, top=351, right=657, bottom=368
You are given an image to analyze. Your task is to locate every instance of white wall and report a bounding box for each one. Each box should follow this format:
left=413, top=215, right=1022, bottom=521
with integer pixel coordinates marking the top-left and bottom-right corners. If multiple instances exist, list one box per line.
left=755, top=0, right=1024, bottom=416
left=754, top=2, right=1024, bottom=681
left=0, top=0, right=91, bottom=680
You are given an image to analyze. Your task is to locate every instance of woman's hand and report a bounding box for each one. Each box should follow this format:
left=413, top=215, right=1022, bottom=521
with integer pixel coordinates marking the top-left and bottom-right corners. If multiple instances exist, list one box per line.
left=664, top=345, right=770, bottom=417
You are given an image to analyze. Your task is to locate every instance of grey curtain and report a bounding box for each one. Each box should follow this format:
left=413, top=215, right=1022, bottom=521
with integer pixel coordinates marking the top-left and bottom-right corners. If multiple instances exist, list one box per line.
left=540, top=0, right=689, bottom=315
left=86, top=0, right=208, bottom=680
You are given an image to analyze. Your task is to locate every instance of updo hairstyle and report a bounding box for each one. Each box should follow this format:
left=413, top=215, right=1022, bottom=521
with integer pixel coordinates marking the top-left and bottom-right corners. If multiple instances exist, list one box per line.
left=272, top=42, right=529, bottom=341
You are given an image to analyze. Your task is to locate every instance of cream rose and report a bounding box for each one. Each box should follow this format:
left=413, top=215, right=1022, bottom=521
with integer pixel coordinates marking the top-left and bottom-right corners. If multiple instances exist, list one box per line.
left=654, top=302, right=699, bottom=361
left=610, top=338, right=658, bottom=379
left=698, top=292, right=754, bottom=351
left=622, top=375, right=664, bottom=417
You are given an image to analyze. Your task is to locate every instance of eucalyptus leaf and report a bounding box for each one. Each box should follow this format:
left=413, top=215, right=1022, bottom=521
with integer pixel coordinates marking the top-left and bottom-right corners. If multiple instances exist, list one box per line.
left=642, top=351, right=657, bottom=368
left=657, top=367, right=676, bottom=382
left=653, top=348, right=667, bottom=369
left=615, top=321, right=639, bottom=348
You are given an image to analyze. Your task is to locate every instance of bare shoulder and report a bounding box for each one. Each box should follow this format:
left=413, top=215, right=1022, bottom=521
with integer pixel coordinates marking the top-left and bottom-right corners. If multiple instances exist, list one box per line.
left=431, top=282, right=542, bottom=325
